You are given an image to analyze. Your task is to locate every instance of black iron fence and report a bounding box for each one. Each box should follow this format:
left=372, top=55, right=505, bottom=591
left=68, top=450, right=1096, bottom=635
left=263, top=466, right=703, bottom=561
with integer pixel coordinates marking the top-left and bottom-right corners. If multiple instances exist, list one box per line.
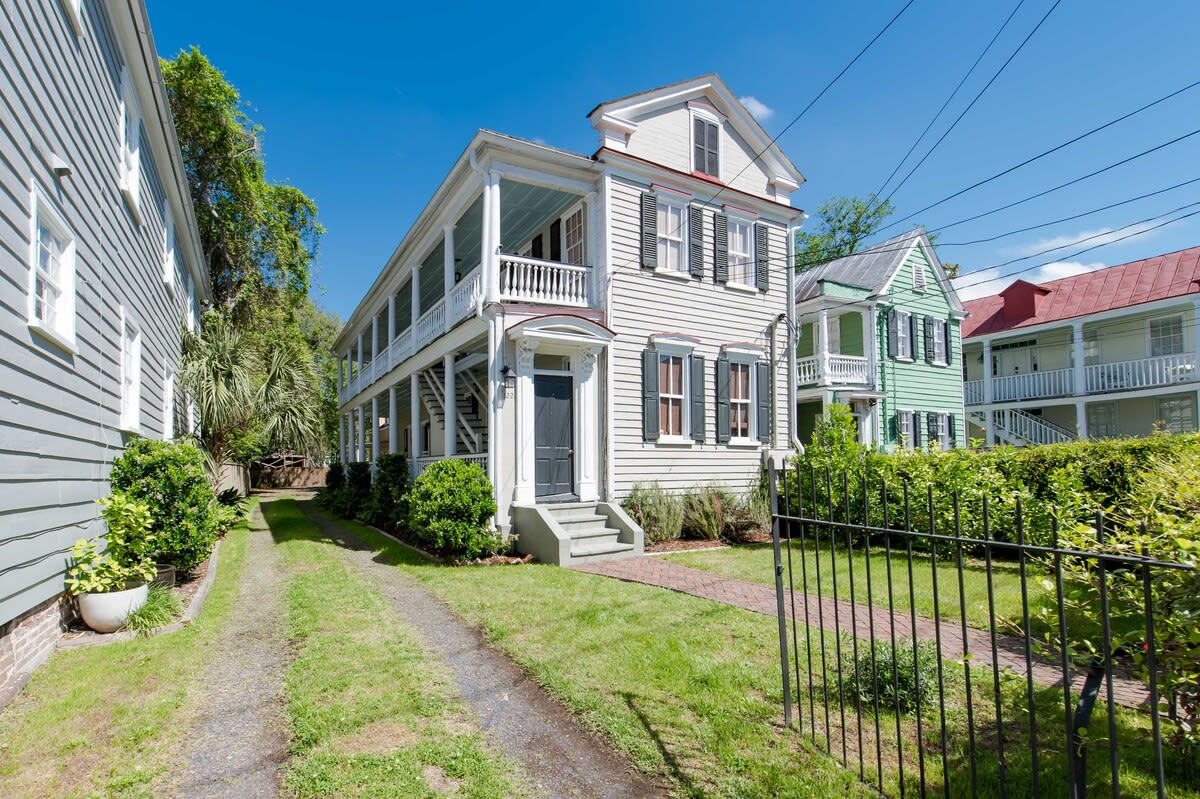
left=766, top=461, right=1195, bottom=799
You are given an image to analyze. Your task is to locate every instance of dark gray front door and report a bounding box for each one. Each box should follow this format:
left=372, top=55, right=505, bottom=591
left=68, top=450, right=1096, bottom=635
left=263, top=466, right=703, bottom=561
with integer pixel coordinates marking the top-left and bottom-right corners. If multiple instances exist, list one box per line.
left=534, top=374, right=574, bottom=498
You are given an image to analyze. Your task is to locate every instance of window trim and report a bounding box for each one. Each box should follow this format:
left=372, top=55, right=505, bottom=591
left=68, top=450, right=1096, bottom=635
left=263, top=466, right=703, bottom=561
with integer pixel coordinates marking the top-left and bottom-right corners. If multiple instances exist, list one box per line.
left=1147, top=314, right=1185, bottom=358
left=118, top=67, right=143, bottom=223
left=895, top=310, right=914, bottom=360
left=897, top=409, right=917, bottom=449
left=119, top=307, right=143, bottom=433
left=936, top=412, right=952, bottom=449
left=931, top=317, right=948, bottom=365
left=562, top=201, right=586, bottom=265
left=162, top=204, right=177, bottom=294
left=1155, top=394, right=1195, bottom=435
left=655, top=195, right=689, bottom=276
left=656, top=344, right=692, bottom=443
left=1086, top=401, right=1119, bottom=439
left=690, top=108, right=721, bottom=179
left=27, top=183, right=78, bottom=353
left=727, top=354, right=758, bottom=444
left=725, top=213, right=755, bottom=288
left=163, top=367, right=176, bottom=441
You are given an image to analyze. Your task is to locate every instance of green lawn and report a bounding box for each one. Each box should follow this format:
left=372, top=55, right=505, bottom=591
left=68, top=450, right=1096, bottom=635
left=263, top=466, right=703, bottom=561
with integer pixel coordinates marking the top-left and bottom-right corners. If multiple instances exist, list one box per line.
left=665, top=542, right=1047, bottom=632
left=263, top=499, right=530, bottom=798
left=0, top=500, right=258, bottom=799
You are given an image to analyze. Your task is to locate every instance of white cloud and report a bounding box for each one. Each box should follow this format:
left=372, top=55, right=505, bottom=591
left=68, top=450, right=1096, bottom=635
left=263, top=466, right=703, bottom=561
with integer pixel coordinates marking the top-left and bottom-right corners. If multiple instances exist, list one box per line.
left=739, top=95, right=774, bottom=122
left=1011, top=223, right=1159, bottom=257
left=953, top=261, right=1105, bottom=301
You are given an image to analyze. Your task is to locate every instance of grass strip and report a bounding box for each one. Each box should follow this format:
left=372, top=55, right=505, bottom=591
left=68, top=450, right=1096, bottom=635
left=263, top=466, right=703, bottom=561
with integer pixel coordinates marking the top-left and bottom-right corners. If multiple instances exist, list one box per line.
left=0, top=500, right=257, bottom=799
left=262, top=498, right=530, bottom=799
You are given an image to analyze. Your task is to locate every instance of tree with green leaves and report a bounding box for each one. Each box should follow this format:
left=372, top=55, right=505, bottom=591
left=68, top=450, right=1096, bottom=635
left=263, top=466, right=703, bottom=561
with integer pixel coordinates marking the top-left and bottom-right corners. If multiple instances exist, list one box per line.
left=794, top=194, right=894, bottom=271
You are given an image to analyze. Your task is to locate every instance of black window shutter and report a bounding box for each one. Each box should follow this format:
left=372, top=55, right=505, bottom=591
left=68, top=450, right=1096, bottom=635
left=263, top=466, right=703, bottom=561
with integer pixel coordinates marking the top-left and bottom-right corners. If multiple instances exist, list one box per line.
left=886, top=310, right=898, bottom=358
left=690, top=355, right=706, bottom=442
left=948, top=413, right=957, bottom=448
left=642, top=347, right=659, bottom=442
left=927, top=412, right=938, bottom=446
left=923, top=316, right=935, bottom=363
left=754, top=223, right=769, bottom=292
left=693, top=117, right=706, bottom=173
left=706, top=121, right=719, bottom=177
left=943, top=320, right=953, bottom=364
left=715, top=355, right=730, bottom=443
left=640, top=192, right=658, bottom=270
left=531, top=234, right=543, bottom=260
left=911, top=413, right=921, bottom=448
left=889, top=413, right=899, bottom=443
left=713, top=213, right=728, bottom=283
left=549, top=219, right=562, bottom=262
left=908, top=313, right=917, bottom=359
left=756, top=361, right=771, bottom=442
left=688, top=205, right=704, bottom=279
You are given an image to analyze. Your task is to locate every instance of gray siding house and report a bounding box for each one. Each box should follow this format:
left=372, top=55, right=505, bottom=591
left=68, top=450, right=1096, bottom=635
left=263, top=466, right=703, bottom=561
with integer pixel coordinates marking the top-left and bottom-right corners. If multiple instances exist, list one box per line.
left=0, top=0, right=209, bottom=685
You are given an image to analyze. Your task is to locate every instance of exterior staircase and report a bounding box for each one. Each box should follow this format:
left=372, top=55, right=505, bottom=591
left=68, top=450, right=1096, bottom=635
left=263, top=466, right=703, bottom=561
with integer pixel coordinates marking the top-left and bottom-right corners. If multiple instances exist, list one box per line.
left=969, top=407, right=1075, bottom=447
left=511, top=501, right=645, bottom=565
left=417, top=364, right=488, bottom=453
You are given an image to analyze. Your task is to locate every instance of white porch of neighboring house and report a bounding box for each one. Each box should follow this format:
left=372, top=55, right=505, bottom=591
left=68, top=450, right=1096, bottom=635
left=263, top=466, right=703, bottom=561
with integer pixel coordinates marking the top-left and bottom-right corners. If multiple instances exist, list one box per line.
left=794, top=302, right=880, bottom=446
left=962, top=296, right=1200, bottom=445
left=334, top=138, right=642, bottom=564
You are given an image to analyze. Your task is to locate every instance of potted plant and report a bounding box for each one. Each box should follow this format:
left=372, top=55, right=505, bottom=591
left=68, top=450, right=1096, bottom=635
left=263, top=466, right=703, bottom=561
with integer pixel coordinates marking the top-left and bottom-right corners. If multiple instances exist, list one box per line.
left=67, top=494, right=157, bottom=633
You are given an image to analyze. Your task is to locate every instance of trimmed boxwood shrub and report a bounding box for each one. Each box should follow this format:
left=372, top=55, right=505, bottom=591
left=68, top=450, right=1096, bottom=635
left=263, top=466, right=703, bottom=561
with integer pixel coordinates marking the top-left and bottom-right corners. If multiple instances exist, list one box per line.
left=109, top=438, right=217, bottom=572
left=365, top=453, right=411, bottom=532
left=325, top=462, right=345, bottom=490
left=408, top=459, right=500, bottom=560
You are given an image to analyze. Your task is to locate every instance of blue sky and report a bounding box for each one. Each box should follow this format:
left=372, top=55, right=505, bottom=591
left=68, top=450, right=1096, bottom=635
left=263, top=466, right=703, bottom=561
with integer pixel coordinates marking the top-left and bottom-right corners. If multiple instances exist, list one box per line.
left=145, top=0, right=1200, bottom=319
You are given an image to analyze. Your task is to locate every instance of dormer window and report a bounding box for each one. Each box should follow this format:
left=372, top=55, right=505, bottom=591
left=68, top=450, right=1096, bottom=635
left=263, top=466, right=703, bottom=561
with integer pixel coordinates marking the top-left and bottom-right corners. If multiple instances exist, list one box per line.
left=693, top=114, right=719, bottom=178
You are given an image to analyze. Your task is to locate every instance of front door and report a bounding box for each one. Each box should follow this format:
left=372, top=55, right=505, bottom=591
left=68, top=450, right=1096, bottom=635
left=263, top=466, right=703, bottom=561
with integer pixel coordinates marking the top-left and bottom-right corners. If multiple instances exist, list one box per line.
left=534, top=374, right=574, bottom=499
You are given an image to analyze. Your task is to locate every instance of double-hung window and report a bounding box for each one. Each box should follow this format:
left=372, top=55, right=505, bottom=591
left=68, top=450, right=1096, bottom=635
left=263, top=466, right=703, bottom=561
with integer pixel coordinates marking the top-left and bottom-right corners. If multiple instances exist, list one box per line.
left=162, top=205, right=177, bottom=292
left=657, top=199, right=687, bottom=274
left=897, top=410, right=916, bottom=448
left=728, top=358, right=760, bottom=441
left=564, top=206, right=585, bottom=264
left=29, top=187, right=76, bottom=350
left=1156, top=395, right=1195, bottom=434
left=932, top=319, right=948, bottom=364
left=935, top=413, right=952, bottom=449
left=896, top=311, right=913, bottom=359
left=119, top=308, right=142, bottom=431
left=659, top=353, right=686, bottom=438
left=727, top=217, right=753, bottom=286
left=1087, top=402, right=1119, bottom=439
left=693, top=115, right=719, bottom=177
left=1149, top=315, right=1184, bottom=357
left=119, top=68, right=142, bottom=218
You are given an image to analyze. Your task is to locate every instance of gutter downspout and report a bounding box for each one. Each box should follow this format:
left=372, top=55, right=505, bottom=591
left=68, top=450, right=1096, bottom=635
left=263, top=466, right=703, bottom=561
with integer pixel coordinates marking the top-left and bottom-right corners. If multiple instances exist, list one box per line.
left=787, top=223, right=804, bottom=454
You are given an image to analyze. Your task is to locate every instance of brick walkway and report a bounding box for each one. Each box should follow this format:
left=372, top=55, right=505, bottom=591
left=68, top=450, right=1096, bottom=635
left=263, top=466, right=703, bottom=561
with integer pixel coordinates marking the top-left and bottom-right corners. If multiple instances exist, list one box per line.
left=574, top=556, right=1149, bottom=710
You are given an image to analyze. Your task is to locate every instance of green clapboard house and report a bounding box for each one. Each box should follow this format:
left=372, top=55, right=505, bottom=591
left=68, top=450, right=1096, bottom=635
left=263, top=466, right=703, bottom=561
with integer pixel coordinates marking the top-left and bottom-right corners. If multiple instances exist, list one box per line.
left=793, top=228, right=967, bottom=451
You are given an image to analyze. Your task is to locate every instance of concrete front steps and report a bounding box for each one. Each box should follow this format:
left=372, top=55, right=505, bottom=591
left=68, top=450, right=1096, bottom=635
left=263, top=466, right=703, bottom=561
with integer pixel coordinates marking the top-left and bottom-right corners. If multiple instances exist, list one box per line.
left=512, top=501, right=644, bottom=565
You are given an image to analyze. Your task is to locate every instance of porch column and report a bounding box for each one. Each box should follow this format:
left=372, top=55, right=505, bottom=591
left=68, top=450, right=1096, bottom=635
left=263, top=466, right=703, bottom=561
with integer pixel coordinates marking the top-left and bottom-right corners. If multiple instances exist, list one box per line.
left=338, top=354, right=344, bottom=391
left=817, top=308, right=830, bottom=386
left=387, top=293, right=396, bottom=343
left=575, top=347, right=600, bottom=502
left=388, top=385, right=399, bottom=455
left=483, top=170, right=501, bottom=303
left=514, top=340, right=537, bottom=504
left=371, top=315, right=380, bottom=369
left=410, top=372, right=422, bottom=471
left=583, top=192, right=599, bottom=303
left=443, top=224, right=456, bottom=331
left=866, top=306, right=877, bottom=388
left=356, top=404, right=365, bottom=462
left=443, top=352, right=457, bottom=457
left=357, top=332, right=364, bottom=377
left=1076, top=400, right=1088, bottom=440
left=982, top=339, right=995, bottom=444
left=410, top=263, right=421, bottom=328
left=370, top=395, right=381, bottom=463
left=1072, top=320, right=1087, bottom=396
left=338, top=412, right=346, bottom=463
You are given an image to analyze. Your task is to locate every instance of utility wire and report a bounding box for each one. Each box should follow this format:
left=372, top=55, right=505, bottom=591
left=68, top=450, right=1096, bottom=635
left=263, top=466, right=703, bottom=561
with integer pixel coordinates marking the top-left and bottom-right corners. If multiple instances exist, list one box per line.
left=880, top=0, right=1063, bottom=205
left=874, top=0, right=1028, bottom=199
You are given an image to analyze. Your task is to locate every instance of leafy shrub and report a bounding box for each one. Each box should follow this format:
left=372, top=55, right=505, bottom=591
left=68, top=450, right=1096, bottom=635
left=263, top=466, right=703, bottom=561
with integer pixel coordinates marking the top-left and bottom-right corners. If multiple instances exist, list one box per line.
left=346, top=461, right=372, bottom=500
left=681, top=486, right=731, bottom=540
left=364, top=453, right=411, bottom=532
left=123, top=584, right=183, bottom=635
left=67, top=495, right=157, bottom=594
left=325, top=462, right=345, bottom=490
left=407, top=459, right=500, bottom=560
left=838, top=637, right=942, bottom=715
left=110, top=438, right=218, bottom=572
left=623, top=483, right=683, bottom=544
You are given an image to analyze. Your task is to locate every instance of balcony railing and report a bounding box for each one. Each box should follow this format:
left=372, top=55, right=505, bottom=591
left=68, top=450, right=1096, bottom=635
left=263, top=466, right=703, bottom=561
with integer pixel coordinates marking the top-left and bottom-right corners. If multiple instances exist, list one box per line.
left=1086, top=352, right=1196, bottom=393
left=796, top=354, right=870, bottom=386
left=414, top=453, right=488, bottom=477
left=992, top=367, right=1073, bottom=402
left=964, top=379, right=984, bottom=405
left=499, top=254, right=590, bottom=307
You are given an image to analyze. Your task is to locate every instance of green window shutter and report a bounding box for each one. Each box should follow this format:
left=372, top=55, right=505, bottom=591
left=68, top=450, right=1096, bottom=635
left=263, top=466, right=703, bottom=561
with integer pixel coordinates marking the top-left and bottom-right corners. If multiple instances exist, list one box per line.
left=640, top=193, right=657, bottom=270
left=908, top=313, right=917, bottom=359
left=754, top=223, right=769, bottom=292
left=886, top=310, right=898, bottom=358
left=944, top=320, right=953, bottom=364
left=715, top=355, right=730, bottom=444
left=948, top=413, right=957, bottom=448
left=926, top=412, right=938, bottom=446
left=688, top=205, right=704, bottom=279
left=911, top=412, right=921, bottom=448
left=690, top=354, right=706, bottom=442
left=923, top=316, right=935, bottom=363
left=713, top=213, right=728, bottom=283
left=642, top=347, right=659, bottom=441
left=756, top=361, right=771, bottom=443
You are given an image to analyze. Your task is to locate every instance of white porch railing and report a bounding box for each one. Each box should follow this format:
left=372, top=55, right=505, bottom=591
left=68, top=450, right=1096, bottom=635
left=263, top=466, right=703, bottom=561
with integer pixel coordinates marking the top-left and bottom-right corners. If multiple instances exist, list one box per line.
left=414, top=300, right=446, bottom=353
left=964, top=379, right=984, bottom=405
left=448, top=266, right=482, bottom=323
left=413, top=453, right=488, bottom=477
left=992, top=368, right=1073, bottom=402
left=1086, top=352, right=1197, bottom=393
left=796, top=354, right=869, bottom=385
left=499, top=254, right=590, bottom=306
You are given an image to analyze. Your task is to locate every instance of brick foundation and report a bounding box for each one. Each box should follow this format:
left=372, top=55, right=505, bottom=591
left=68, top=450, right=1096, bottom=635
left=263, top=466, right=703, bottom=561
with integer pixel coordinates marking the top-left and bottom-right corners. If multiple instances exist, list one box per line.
left=0, top=593, right=74, bottom=689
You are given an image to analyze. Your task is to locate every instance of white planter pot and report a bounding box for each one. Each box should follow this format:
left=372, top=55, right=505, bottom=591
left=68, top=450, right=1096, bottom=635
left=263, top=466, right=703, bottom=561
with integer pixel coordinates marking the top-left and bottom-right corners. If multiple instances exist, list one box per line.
left=77, top=583, right=148, bottom=633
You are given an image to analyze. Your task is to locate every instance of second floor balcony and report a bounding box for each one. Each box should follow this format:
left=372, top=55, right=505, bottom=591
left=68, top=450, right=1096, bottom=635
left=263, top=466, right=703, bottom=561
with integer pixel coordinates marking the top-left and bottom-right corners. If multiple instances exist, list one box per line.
left=796, top=306, right=874, bottom=388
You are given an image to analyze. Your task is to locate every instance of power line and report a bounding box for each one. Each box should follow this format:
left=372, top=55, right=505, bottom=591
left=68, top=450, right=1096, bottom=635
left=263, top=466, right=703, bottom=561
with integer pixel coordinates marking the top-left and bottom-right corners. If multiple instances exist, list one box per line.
left=880, top=84, right=1200, bottom=233
left=880, top=0, right=1063, bottom=205
left=874, top=0, right=1028, bottom=199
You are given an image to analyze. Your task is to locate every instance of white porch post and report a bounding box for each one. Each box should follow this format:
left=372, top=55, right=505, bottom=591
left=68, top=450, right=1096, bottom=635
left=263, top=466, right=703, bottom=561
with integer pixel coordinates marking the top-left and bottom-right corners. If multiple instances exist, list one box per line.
left=338, top=413, right=346, bottom=463
left=483, top=170, right=501, bottom=303
left=356, top=404, right=365, bottom=462
left=387, top=294, right=396, bottom=344
left=410, top=373, right=422, bottom=470
left=487, top=315, right=502, bottom=524
left=575, top=347, right=600, bottom=502
left=866, top=306, right=877, bottom=388
left=1072, top=320, right=1087, bottom=396
left=818, top=308, right=830, bottom=386
left=371, top=315, right=379, bottom=369
left=411, top=263, right=422, bottom=327
left=337, top=354, right=344, bottom=391
left=443, top=352, right=457, bottom=457
left=1076, top=400, right=1088, bottom=440
left=443, top=224, right=456, bottom=332
left=514, top=340, right=537, bottom=504
left=982, top=338, right=995, bottom=445
left=371, top=394, right=380, bottom=462
left=388, top=385, right=398, bottom=455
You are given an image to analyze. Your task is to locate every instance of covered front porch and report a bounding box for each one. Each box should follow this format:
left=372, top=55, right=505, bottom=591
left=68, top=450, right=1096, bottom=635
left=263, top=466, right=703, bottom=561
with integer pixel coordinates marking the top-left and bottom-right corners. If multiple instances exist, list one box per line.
left=795, top=304, right=875, bottom=388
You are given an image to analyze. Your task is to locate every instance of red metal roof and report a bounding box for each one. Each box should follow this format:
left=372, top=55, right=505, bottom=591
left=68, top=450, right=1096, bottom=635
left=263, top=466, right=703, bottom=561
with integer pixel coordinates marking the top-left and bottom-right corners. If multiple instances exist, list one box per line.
left=962, top=245, right=1200, bottom=338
